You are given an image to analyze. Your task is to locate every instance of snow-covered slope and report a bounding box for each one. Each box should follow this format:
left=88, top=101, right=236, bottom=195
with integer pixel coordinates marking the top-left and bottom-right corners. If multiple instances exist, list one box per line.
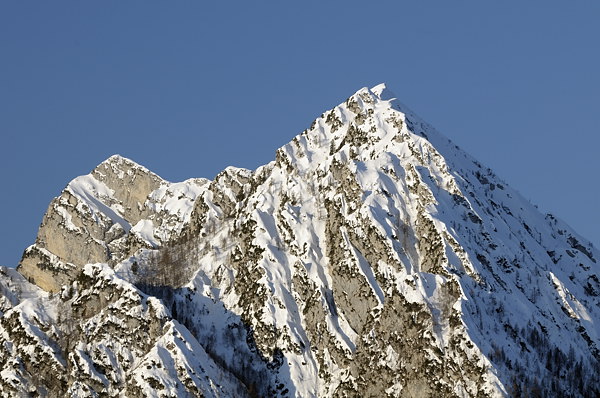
left=1, top=84, right=599, bottom=397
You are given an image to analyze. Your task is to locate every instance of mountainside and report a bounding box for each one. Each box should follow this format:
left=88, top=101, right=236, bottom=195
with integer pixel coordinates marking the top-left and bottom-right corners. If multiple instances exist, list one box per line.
left=1, top=84, right=599, bottom=397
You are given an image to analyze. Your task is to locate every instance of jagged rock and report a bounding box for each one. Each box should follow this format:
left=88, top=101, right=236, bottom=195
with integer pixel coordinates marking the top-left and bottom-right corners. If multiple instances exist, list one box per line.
left=1, top=84, right=599, bottom=397
left=18, top=155, right=207, bottom=292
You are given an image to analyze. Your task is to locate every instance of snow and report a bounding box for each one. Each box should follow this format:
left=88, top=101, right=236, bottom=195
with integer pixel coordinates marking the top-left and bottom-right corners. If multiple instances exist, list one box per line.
left=147, top=179, right=208, bottom=221
left=370, top=82, right=396, bottom=102
left=67, top=174, right=131, bottom=232
left=54, top=203, right=81, bottom=232
left=131, top=220, right=158, bottom=248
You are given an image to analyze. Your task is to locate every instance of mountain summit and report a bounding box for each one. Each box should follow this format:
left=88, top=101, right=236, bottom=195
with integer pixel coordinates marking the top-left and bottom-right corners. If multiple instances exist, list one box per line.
left=1, top=85, right=599, bottom=397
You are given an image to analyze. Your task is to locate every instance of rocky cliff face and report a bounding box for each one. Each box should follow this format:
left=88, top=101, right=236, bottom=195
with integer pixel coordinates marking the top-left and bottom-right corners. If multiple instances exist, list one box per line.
left=1, top=84, right=599, bottom=397
left=18, top=155, right=207, bottom=292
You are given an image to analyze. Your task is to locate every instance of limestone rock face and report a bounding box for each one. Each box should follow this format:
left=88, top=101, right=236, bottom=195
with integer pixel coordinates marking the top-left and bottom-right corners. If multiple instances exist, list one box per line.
left=18, top=155, right=207, bottom=292
left=1, top=85, right=600, bottom=397
left=91, top=155, right=163, bottom=224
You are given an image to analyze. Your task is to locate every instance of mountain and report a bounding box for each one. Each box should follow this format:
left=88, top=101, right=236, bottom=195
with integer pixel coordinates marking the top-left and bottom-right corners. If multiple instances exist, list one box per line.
left=1, top=84, right=599, bottom=397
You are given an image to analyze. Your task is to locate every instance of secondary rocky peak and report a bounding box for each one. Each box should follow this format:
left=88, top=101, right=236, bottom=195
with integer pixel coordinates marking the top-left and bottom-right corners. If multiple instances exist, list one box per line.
left=96, top=153, right=150, bottom=171
left=18, top=155, right=206, bottom=293
left=91, top=155, right=162, bottom=222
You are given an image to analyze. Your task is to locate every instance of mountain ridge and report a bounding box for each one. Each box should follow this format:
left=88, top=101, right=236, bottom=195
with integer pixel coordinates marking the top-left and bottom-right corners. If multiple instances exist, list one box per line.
left=1, top=84, right=599, bottom=397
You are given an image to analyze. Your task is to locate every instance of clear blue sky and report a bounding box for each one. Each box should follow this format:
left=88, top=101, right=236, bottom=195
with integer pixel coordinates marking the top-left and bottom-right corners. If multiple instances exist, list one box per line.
left=1, top=2, right=599, bottom=267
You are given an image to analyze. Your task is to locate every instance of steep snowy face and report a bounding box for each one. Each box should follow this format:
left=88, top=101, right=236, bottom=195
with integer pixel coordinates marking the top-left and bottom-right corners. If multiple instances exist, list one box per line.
left=18, top=155, right=208, bottom=292
left=1, top=84, right=599, bottom=397
left=0, top=263, right=246, bottom=397
left=155, top=84, right=599, bottom=397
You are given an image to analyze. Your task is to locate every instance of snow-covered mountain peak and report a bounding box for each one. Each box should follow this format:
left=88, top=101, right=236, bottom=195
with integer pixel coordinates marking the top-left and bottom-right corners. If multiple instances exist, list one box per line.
left=369, top=82, right=397, bottom=101
left=3, top=85, right=600, bottom=397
